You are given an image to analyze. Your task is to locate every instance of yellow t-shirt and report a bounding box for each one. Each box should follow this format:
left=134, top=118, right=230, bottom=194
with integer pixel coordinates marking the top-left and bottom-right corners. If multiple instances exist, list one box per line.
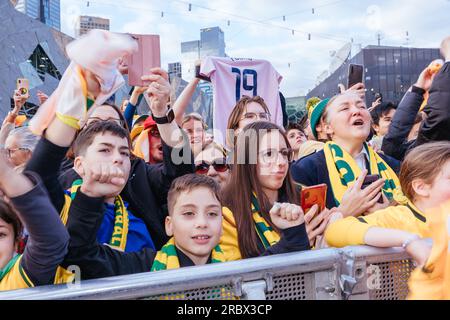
left=0, top=255, right=34, bottom=291
left=408, top=201, right=450, bottom=300
left=325, top=203, right=429, bottom=248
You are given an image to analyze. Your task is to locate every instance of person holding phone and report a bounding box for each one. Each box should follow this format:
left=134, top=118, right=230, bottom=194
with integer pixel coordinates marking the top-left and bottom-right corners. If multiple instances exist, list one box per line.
left=0, top=87, right=30, bottom=157
left=219, top=121, right=333, bottom=260
left=291, top=87, right=401, bottom=218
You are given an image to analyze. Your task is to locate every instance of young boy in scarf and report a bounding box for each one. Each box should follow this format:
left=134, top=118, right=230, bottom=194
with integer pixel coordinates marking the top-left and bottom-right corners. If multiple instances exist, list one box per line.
left=63, top=172, right=310, bottom=279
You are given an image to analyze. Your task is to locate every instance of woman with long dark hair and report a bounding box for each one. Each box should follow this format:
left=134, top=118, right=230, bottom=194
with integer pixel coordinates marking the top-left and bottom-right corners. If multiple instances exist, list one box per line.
left=220, top=121, right=312, bottom=260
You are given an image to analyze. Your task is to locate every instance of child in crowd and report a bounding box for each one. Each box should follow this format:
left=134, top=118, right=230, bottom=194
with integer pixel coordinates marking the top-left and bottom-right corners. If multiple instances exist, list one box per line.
left=26, top=68, right=193, bottom=252
left=0, top=150, right=69, bottom=291
left=62, top=173, right=311, bottom=279
left=368, top=102, right=397, bottom=151
left=285, top=122, right=307, bottom=161
left=62, top=174, right=222, bottom=278
left=325, top=141, right=450, bottom=249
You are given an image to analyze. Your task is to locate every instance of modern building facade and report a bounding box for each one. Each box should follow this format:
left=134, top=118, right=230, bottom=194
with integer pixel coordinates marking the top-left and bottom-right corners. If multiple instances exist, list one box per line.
left=14, top=0, right=61, bottom=30
left=307, top=45, right=441, bottom=106
left=168, top=62, right=182, bottom=81
left=181, top=27, right=226, bottom=81
left=76, top=15, right=110, bottom=37
left=1, top=0, right=71, bottom=122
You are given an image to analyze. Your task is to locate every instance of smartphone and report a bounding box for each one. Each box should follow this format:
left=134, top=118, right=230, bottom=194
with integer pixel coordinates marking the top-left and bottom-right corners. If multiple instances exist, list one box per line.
left=195, top=64, right=211, bottom=82
left=128, top=34, right=161, bottom=87
left=347, top=64, right=364, bottom=89
left=374, top=92, right=383, bottom=102
left=361, top=174, right=384, bottom=204
left=16, top=78, right=29, bottom=96
left=301, top=184, right=327, bottom=215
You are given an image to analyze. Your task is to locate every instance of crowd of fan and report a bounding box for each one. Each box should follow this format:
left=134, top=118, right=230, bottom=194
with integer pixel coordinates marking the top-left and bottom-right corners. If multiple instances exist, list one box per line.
left=0, top=31, right=449, bottom=299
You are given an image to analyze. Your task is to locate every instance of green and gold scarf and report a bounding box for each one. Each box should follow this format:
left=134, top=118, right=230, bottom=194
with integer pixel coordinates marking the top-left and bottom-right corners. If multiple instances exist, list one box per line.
left=151, top=238, right=225, bottom=271
left=60, top=179, right=129, bottom=251
left=323, top=141, right=402, bottom=206
left=251, top=195, right=281, bottom=249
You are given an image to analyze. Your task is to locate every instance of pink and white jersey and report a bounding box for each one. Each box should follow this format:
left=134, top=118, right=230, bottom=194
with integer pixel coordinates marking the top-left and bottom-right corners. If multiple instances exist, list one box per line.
left=200, top=57, right=283, bottom=144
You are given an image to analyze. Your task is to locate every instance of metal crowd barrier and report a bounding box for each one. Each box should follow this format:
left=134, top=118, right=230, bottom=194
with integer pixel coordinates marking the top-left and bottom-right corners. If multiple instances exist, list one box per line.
left=0, top=246, right=414, bottom=300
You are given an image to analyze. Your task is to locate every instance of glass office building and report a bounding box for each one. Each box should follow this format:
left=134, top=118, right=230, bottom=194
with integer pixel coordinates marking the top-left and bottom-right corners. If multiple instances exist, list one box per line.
left=15, top=0, right=60, bottom=30
left=181, top=27, right=226, bottom=81
left=308, top=45, right=441, bottom=106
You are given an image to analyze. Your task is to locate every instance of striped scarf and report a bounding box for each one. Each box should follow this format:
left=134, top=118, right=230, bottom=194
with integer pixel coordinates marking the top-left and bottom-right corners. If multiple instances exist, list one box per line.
left=60, top=179, right=129, bottom=251
left=251, top=195, right=280, bottom=249
left=151, top=238, right=225, bottom=271
left=323, top=141, right=402, bottom=206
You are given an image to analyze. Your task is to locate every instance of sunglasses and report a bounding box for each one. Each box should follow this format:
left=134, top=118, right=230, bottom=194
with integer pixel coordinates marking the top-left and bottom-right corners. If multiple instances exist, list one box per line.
left=195, top=160, right=229, bottom=174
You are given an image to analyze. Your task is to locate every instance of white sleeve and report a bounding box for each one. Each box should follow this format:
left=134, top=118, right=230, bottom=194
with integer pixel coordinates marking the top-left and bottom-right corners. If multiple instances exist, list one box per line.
left=200, top=56, right=217, bottom=77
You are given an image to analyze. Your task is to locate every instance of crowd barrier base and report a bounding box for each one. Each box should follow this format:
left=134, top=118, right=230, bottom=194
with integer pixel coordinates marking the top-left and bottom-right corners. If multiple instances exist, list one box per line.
left=0, top=246, right=414, bottom=300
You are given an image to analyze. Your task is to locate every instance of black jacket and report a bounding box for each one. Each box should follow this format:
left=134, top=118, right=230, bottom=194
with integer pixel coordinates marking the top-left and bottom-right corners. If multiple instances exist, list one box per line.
left=63, top=189, right=310, bottom=280
left=26, top=137, right=194, bottom=250
left=382, top=61, right=450, bottom=160
left=291, top=149, right=401, bottom=209
left=416, top=61, right=450, bottom=145
left=10, top=173, right=69, bottom=286
left=381, top=90, right=423, bottom=160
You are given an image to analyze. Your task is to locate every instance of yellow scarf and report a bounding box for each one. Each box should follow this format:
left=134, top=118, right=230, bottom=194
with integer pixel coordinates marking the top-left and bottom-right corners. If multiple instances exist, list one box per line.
left=60, top=179, right=129, bottom=251
left=323, top=141, right=402, bottom=206
left=151, top=238, right=225, bottom=271
left=250, top=195, right=280, bottom=248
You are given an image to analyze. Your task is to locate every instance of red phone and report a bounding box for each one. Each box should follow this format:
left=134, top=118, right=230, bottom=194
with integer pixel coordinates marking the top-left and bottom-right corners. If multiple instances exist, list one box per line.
left=361, top=174, right=384, bottom=204
left=128, top=34, right=161, bottom=87
left=301, top=184, right=327, bottom=215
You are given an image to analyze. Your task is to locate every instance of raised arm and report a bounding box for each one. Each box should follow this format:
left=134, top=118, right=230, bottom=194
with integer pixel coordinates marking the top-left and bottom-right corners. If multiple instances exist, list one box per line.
left=0, top=151, right=69, bottom=286
left=173, top=77, right=200, bottom=126
left=416, top=38, right=450, bottom=145
left=63, top=162, right=155, bottom=280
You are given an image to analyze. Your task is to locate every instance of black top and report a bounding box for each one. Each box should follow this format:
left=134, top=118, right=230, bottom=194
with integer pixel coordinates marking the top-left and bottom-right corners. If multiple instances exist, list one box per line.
left=26, top=136, right=194, bottom=250
left=10, top=173, right=69, bottom=286
left=382, top=62, right=450, bottom=160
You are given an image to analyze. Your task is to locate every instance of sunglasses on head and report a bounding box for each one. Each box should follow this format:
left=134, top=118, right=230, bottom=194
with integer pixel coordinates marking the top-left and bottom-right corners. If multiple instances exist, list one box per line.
left=195, top=160, right=229, bottom=174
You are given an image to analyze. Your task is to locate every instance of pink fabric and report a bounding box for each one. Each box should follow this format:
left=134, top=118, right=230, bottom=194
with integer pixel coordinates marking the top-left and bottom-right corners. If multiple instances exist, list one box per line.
left=200, top=57, right=283, bottom=144
left=30, top=30, right=138, bottom=135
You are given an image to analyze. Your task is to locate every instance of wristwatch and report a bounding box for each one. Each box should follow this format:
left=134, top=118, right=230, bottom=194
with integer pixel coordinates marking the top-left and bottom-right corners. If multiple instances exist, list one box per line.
left=411, top=85, right=426, bottom=96
left=153, top=108, right=175, bottom=124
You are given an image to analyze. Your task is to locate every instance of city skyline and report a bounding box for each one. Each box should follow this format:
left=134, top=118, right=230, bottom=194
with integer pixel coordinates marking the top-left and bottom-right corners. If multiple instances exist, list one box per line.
left=56, top=0, right=450, bottom=96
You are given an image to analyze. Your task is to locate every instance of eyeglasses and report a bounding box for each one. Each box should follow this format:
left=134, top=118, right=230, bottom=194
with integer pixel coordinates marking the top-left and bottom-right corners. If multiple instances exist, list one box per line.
left=259, top=148, right=293, bottom=164
left=6, top=147, right=29, bottom=157
left=149, top=128, right=160, bottom=138
left=195, top=159, right=229, bottom=174
left=241, top=112, right=271, bottom=121
left=86, top=117, right=125, bottom=128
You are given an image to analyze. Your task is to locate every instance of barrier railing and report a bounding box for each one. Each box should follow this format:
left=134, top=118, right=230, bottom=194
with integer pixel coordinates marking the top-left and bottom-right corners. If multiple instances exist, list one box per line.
left=0, top=246, right=414, bottom=300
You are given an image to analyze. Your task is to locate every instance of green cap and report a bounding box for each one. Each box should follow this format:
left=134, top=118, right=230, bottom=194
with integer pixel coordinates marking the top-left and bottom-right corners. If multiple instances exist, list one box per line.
left=310, top=98, right=330, bottom=139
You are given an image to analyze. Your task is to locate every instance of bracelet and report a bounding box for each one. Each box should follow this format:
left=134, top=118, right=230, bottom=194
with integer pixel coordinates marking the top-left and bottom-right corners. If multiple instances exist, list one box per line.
left=402, top=235, right=420, bottom=249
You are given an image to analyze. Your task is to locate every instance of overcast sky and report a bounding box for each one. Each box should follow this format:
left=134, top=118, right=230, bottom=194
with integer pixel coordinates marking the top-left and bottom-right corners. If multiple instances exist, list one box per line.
left=60, top=0, right=450, bottom=97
